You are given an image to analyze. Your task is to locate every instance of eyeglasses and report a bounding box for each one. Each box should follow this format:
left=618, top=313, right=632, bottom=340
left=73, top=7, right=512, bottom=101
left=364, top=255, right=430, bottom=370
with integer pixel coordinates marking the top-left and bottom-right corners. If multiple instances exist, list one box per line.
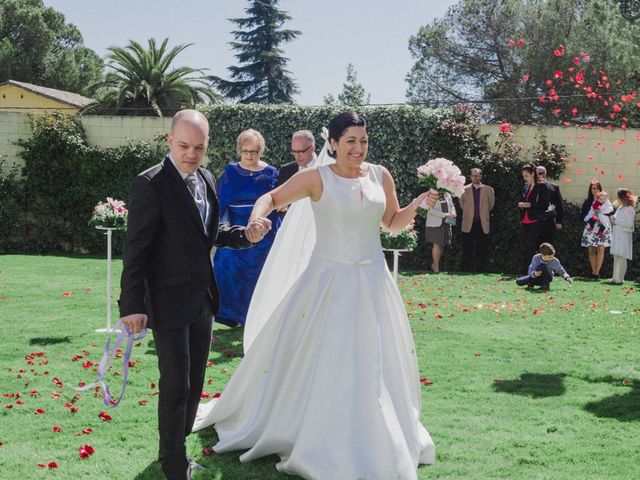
left=291, top=145, right=312, bottom=155
left=240, top=149, right=259, bottom=156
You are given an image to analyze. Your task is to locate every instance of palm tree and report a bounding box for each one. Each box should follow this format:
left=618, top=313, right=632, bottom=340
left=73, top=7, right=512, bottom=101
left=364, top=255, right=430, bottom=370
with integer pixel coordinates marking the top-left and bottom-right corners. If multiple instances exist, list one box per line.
left=91, top=38, right=221, bottom=116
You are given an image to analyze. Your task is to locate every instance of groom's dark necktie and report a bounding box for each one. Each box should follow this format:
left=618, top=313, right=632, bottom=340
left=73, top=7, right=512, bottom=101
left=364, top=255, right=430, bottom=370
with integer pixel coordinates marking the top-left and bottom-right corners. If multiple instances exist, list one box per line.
left=185, top=173, right=207, bottom=226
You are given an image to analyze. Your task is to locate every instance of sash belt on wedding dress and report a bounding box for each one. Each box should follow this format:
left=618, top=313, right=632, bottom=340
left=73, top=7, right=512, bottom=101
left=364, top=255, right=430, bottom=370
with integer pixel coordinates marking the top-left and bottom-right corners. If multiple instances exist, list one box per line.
left=312, top=254, right=383, bottom=266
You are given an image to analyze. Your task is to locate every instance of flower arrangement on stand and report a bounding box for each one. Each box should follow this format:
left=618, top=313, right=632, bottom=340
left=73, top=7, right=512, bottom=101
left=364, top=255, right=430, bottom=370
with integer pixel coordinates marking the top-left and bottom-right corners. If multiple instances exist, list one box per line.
left=89, top=197, right=128, bottom=229
left=415, top=158, right=466, bottom=217
left=380, top=220, right=418, bottom=251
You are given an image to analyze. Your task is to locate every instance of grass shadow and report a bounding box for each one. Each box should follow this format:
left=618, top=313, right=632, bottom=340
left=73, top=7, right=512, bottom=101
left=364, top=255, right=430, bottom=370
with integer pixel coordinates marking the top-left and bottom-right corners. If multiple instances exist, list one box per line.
left=493, top=373, right=567, bottom=398
left=133, top=460, right=164, bottom=480
left=194, top=427, right=290, bottom=479
left=209, top=327, right=245, bottom=366
left=581, top=376, right=640, bottom=422
left=144, top=338, right=157, bottom=356
left=29, top=336, right=71, bottom=346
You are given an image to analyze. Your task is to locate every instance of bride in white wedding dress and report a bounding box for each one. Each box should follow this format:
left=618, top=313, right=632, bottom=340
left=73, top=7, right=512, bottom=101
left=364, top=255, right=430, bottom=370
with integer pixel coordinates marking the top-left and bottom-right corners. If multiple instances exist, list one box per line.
left=193, top=112, right=437, bottom=479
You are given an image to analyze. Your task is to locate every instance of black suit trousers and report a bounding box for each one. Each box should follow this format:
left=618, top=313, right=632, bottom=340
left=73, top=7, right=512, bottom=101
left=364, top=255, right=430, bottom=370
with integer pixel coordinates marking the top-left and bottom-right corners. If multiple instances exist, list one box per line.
left=521, top=222, right=544, bottom=273
left=539, top=217, right=556, bottom=246
left=153, top=299, right=213, bottom=480
left=461, top=220, right=489, bottom=272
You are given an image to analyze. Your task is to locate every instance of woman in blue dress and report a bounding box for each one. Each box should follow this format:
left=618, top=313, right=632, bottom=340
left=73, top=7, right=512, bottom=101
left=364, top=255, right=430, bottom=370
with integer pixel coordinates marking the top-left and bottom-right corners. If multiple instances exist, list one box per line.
left=213, top=129, right=281, bottom=326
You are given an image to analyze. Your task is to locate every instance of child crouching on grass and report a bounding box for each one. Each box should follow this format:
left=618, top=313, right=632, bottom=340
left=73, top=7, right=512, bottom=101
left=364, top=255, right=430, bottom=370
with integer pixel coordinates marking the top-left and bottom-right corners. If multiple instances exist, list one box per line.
left=516, top=242, right=572, bottom=290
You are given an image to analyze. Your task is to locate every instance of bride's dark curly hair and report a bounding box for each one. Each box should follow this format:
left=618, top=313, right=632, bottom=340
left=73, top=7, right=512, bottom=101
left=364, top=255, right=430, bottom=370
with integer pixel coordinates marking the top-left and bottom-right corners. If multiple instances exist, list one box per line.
left=327, top=112, right=367, bottom=158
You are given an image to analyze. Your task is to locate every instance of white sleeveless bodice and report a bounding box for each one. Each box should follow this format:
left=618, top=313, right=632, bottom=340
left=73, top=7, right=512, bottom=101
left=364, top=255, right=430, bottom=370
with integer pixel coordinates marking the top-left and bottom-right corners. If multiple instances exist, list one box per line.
left=311, top=164, right=386, bottom=264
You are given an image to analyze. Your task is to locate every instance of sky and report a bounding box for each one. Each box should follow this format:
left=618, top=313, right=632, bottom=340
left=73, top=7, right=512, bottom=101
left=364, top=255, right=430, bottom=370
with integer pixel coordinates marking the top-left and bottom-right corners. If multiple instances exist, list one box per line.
left=43, top=0, right=458, bottom=105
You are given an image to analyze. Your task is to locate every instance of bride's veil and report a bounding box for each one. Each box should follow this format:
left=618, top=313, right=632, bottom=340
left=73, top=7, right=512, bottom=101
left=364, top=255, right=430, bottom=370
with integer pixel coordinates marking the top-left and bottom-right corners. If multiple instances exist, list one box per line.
left=242, top=128, right=334, bottom=353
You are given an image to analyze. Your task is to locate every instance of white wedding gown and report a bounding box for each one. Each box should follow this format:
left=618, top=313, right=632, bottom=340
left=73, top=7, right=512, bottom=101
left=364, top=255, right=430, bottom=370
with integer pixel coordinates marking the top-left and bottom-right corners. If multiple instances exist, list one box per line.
left=194, top=164, right=435, bottom=479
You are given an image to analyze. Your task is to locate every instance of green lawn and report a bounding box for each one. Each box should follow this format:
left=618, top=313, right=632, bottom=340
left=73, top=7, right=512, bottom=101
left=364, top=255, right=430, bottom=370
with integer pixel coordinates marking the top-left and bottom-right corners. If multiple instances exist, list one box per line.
left=0, top=255, right=638, bottom=479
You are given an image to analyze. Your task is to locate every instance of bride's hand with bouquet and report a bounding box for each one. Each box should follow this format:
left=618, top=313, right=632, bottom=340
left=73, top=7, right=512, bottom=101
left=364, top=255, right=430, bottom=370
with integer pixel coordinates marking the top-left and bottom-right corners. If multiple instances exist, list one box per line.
left=413, top=190, right=439, bottom=212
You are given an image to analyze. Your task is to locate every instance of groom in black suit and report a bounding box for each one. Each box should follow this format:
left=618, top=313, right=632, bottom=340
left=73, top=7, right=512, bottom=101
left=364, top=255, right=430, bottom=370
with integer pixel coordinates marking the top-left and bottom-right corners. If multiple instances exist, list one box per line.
left=118, top=110, right=269, bottom=480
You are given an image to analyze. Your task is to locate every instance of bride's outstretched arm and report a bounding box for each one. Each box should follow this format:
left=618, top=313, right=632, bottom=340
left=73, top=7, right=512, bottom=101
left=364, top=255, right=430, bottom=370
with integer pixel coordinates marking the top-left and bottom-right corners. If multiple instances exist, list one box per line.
left=380, top=167, right=437, bottom=233
left=249, top=168, right=323, bottom=221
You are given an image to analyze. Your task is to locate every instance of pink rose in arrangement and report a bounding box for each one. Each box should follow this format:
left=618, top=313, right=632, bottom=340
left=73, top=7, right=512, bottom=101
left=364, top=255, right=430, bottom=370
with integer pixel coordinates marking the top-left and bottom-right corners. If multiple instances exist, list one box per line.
left=89, top=197, right=128, bottom=229
left=415, top=158, right=465, bottom=216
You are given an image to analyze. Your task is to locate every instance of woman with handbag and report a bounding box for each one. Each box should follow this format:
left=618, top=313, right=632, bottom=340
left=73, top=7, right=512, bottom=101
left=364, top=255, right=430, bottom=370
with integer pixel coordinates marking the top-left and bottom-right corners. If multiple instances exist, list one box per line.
left=425, top=192, right=456, bottom=273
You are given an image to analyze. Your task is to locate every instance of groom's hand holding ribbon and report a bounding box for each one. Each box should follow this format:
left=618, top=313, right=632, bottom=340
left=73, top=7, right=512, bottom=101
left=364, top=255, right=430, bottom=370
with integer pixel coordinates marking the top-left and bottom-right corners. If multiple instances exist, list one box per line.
left=121, top=313, right=148, bottom=334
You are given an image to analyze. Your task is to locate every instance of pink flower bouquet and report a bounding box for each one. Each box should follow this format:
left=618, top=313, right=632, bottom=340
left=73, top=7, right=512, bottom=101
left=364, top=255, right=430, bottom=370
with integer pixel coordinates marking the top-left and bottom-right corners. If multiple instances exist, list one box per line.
left=89, top=197, right=128, bottom=229
left=415, top=158, right=465, bottom=216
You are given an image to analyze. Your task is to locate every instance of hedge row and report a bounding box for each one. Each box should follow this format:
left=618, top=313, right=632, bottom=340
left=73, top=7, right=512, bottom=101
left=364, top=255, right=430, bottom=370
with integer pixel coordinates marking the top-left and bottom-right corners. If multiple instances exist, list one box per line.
left=3, top=104, right=634, bottom=276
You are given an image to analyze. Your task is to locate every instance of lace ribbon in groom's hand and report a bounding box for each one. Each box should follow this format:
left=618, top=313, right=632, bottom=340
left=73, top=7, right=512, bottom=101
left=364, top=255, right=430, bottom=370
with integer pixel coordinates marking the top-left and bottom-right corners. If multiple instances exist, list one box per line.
left=121, top=313, right=148, bottom=334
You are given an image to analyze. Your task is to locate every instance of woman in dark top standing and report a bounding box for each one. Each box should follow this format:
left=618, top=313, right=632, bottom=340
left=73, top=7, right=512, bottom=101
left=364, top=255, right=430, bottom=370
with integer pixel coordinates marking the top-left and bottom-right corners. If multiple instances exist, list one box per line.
left=518, top=163, right=550, bottom=273
left=580, top=181, right=608, bottom=279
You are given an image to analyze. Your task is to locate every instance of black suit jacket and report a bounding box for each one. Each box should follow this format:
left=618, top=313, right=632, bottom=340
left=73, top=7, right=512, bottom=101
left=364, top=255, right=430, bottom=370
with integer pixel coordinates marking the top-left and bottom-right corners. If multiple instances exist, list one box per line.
left=520, top=183, right=550, bottom=222
left=544, top=182, right=564, bottom=224
left=276, top=161, right=299, bottom=188
left=119, top=157, right=252, bottom=332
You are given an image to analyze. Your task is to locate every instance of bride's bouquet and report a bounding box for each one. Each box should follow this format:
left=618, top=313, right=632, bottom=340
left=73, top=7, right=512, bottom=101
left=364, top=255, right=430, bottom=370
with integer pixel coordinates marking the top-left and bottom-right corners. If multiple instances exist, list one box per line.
left=89, top=197, right=128, bottom=229
left=415, top=158, right=465, bottom=217
left=380, top=220, right=418, bottom=251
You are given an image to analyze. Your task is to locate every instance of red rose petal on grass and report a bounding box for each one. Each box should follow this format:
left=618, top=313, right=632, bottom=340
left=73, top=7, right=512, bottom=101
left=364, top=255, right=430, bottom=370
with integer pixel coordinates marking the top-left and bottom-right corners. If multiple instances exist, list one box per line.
left=34, top=408, right=45, bottom=415
left=150, top=383, right=156, bottom=389
left=5, top=404, right=12, bottom=409
left=138, top=399, right=148, bottom=405
left=63, top=292, right=71, bottom=297
left=82, top=427, right=92, bottom=434
left=202, top=448, right=215, bottom=456
left=47, top=462, right=58, bottom=469
left=52, top=426, right=61, bottom=432
left=16, top=400, right=23, bottom=406
left=474, top=352, right=482, bottom=356
left=213, top=393, right=221, bottom=399
left=37, top=463, right=46, bottom=468
left=98, top=412, right=112, bottom=422
left=533, top=309, right=543, bottom=315
left=419, top=378, right=433, bottom=385
left=78, top=444, right=95, bottom=459
left=52, top=377, right=63, bottom=388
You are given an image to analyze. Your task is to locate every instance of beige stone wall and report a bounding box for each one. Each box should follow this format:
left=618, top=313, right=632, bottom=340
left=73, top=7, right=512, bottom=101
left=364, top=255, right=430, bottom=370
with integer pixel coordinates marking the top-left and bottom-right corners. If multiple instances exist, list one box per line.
left=479, top=124, right=640, bottom=204
left=0, top=112, right=171, bottom=173
left=0, top=112, right=32, bottom=172
left=81, top=115, right=172, bottom=149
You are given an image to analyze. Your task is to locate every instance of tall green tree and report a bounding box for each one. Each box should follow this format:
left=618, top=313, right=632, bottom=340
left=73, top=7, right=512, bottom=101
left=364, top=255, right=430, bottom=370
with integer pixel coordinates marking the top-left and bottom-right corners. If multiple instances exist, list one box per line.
left=90, top=38, right=220, bottom=116
left=0, top=0, right=102, bottom=95
left=324, top=63, right=371, bottom=106
left=406, top=0, right=640, bottom=125
left=215, top=0, right=301, bottom=104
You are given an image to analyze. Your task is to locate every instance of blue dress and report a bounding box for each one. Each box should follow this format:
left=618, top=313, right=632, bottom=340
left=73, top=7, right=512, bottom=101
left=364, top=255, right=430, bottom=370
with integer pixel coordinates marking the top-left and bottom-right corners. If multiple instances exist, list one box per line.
left=213, top=163, right=281, bottom=326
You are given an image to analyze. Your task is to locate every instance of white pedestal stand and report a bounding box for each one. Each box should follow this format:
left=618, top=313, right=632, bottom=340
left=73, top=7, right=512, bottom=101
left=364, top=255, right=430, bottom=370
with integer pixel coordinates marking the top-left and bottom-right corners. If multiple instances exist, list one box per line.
left=383, top=249, right=410, bottom=284
left=95, top=226, right=123, bottom=333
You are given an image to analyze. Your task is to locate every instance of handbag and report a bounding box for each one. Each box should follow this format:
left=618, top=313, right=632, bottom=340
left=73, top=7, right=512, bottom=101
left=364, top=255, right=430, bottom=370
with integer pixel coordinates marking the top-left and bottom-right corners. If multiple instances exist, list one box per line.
left=444, top=216, right=456, bottom=226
